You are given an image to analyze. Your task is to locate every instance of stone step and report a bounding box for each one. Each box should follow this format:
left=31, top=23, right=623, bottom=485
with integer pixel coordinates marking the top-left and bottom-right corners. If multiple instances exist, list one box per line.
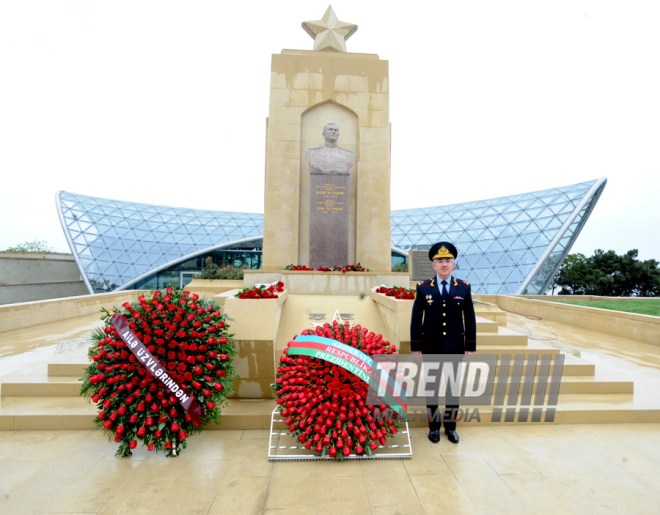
left=0, top=372, right=626, bottom=399
left=492, top=357, right=595, bottom=377
left=48, top=356, right=593, bottom=386
left=407, top=392, right=660, bottom=425
left=1, top=395, right=659, bottom=431
left=48, top=362, right=88, bottom=377
left=476, top=328, right=528, bottom=346
left=476, top=317, right=499, bottom=333
left=1, top=358, right=606, bottom=400
left=475, top=341, right=559, bottom=356
left=0, top=397, right=272, bottom=430
left=492, top=375, right=633, bottom=395
left=1, top=376, right=83, bottom=397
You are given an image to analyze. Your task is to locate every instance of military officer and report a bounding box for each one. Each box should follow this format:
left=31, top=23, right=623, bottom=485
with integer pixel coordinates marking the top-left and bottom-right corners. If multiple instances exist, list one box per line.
left=411, top=242, right=476, bottom=444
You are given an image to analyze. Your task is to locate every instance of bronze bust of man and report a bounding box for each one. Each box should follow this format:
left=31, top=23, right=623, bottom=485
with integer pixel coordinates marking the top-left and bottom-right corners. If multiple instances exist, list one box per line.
left=305, top=123, right=356, bottom=175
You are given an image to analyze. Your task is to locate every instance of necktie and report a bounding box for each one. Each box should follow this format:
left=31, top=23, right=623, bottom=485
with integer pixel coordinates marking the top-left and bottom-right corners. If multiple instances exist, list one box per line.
left=441, top=280, right=448, bottom=300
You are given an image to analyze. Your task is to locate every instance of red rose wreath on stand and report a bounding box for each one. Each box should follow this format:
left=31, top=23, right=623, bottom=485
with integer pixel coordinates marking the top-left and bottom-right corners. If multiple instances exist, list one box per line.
left=272, top=320, right=403, bottom=460
left=81, top=287, right=238, bottom=457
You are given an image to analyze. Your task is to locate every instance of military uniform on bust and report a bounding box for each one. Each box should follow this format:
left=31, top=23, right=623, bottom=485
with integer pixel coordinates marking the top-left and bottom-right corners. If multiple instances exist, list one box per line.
left=410, top=242, right=476, bottom=444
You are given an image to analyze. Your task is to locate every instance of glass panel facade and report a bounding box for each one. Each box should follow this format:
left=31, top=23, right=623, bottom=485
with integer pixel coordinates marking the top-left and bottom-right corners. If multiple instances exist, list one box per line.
left=58, top=178, right=606, bottom=295
left=57, top=192, right=263, bottom=293
left=390, top=179, right=606, bottom=294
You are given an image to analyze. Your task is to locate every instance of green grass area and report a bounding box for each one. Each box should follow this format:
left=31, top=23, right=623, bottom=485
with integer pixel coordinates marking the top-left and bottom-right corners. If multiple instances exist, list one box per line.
left=561, top=300, right=660, bottom=317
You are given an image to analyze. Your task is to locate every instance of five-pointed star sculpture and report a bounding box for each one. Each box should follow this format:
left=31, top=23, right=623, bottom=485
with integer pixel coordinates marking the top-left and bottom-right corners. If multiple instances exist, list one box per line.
left=302, top=5, right=357, bottom=52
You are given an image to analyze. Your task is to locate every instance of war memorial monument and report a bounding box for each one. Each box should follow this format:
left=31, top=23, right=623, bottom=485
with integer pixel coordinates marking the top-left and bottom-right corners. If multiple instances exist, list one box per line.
left=1, top=5, right=660, bottom=514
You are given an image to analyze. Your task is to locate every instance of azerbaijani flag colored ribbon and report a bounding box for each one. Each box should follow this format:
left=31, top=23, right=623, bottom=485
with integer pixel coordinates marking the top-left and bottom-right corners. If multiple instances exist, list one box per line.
left=287, top=335, right=408, bottom=419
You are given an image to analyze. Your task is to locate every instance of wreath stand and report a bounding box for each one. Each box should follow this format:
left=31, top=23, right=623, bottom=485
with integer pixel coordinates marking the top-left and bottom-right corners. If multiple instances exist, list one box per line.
left=268, top=408, right=413, bottom=461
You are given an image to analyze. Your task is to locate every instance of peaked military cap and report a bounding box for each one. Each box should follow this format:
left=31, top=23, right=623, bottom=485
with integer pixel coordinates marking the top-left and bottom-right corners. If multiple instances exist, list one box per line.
left=429, top=241, right=458, bottom=261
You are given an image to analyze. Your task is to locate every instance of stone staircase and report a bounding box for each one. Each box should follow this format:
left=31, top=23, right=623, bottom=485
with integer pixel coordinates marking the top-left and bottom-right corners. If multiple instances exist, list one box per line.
left=0, top=312, right=657, bottom=430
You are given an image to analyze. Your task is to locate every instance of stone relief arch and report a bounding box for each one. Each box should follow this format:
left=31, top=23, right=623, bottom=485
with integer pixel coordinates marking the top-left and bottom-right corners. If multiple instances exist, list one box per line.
left=298, top=101, right=359, bottom=265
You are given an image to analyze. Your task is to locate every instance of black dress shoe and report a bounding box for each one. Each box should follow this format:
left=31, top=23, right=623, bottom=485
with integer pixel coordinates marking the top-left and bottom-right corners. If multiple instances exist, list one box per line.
left=428, top=429, right=440, bottom=443
left=445, top=429, right=459, bottom=444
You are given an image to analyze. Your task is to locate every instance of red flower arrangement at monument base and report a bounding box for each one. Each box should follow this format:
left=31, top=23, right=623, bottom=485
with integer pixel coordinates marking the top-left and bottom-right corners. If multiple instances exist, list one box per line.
left=316, top=264, right=370, bottom=273
left=285, top=264, right=370, bottom=273
left=375, top=286, right=416, bottom=300
left=81, top=287, right=238, bottom=457
left=235, top=281, right=284, bottom=299
left=284, top=265, right=314, bottom=271
left=272, top=320, right=402, bottom=460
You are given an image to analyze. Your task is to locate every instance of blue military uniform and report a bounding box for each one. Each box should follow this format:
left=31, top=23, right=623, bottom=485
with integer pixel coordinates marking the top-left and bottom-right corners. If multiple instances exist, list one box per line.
left=410, top=242, right=477, bottom=435
left=410, top=276, right=476, bottom=354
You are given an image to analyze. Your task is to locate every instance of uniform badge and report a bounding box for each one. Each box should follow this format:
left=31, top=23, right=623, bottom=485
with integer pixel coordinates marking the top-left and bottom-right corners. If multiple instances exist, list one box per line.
left=426, top=294, right=433, bottom=305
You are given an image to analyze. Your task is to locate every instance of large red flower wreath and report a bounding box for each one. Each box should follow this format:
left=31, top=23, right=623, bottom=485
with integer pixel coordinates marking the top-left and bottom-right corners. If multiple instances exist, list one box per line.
left=81, top=287, right=238, bottom=457
left=272, top=320, right=403, bottom=460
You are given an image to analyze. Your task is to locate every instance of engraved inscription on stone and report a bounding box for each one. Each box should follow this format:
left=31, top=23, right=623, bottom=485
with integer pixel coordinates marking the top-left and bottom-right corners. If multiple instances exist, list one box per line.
left=309, top=175, right=350, bottom=269
left=307, top=123, right=355, bottom=269
left=314, top=182, right=346, bottom=214
left=410, top=250, right=436, bottom=281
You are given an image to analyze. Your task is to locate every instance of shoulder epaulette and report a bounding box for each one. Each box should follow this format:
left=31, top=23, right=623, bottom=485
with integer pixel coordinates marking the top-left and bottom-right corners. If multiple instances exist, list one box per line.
left=456, top=278, right=470, bottom=286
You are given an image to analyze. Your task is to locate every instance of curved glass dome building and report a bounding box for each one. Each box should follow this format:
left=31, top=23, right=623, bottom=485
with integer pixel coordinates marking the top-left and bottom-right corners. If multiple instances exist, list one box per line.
left=57, top=177, right=606, bottom=296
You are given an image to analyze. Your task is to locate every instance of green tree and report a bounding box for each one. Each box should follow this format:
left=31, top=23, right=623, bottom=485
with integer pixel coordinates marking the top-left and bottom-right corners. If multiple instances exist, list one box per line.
left=622, top=252, right=660, bottom=297
left=589, top=249, right=623, bottom=296
left=555, top=253, right=592, bottom=294
left=554, top=249, right=660, bottom=297
left=5, top=240, right=54, bottom=253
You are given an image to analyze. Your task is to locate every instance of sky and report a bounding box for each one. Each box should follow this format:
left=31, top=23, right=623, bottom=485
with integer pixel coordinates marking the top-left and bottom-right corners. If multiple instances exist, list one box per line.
left=1, top=1, right=659, bottom=260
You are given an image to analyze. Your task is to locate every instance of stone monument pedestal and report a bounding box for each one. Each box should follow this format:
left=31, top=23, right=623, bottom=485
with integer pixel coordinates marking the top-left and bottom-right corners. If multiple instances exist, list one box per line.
left=309, top=174, right=350, bottom=269
left=261, top=49, right=392, bottom=272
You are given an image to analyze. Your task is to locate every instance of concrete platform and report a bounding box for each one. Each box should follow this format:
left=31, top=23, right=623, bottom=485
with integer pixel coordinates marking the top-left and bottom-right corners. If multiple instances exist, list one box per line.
left=1, top=424, right=660, bottom=514
left=1, top=298, right=660, bottom=434
left=1, top=301, right=660, bottom=514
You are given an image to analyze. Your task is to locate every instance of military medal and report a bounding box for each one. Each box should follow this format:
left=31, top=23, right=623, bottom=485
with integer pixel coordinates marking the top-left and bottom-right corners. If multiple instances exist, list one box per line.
left=426, top=294, right=433, bottom=305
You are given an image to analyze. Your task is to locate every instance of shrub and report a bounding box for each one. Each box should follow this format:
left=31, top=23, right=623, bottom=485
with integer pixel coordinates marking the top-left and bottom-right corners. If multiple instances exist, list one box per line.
left=392, top=263, right=408, bottom=273
left=5, top=240, right=54, bottom=253
left=196, top=256, right=245, bottom=280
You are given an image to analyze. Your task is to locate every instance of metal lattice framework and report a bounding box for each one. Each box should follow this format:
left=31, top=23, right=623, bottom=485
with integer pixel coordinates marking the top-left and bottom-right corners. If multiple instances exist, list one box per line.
left=391, top=178, right=607, bottom=294
left=56, top=191, right=263, bottom=294
left=57, top=178, right=606, bottom=295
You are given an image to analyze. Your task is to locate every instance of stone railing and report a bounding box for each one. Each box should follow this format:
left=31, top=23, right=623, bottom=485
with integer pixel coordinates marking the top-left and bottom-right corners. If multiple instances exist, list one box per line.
left=0, top=291, right=146, bottom=333
left=496, top=296, right=660, bottom=346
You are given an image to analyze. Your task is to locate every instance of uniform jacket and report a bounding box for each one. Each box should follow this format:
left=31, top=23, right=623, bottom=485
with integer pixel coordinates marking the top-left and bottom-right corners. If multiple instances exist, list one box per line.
left=410, top=276, right=477, bottom=354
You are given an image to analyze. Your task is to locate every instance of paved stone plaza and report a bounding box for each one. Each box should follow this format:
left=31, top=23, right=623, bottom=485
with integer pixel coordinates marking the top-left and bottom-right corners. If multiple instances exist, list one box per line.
left=2, top=423, right=660, bottom=514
